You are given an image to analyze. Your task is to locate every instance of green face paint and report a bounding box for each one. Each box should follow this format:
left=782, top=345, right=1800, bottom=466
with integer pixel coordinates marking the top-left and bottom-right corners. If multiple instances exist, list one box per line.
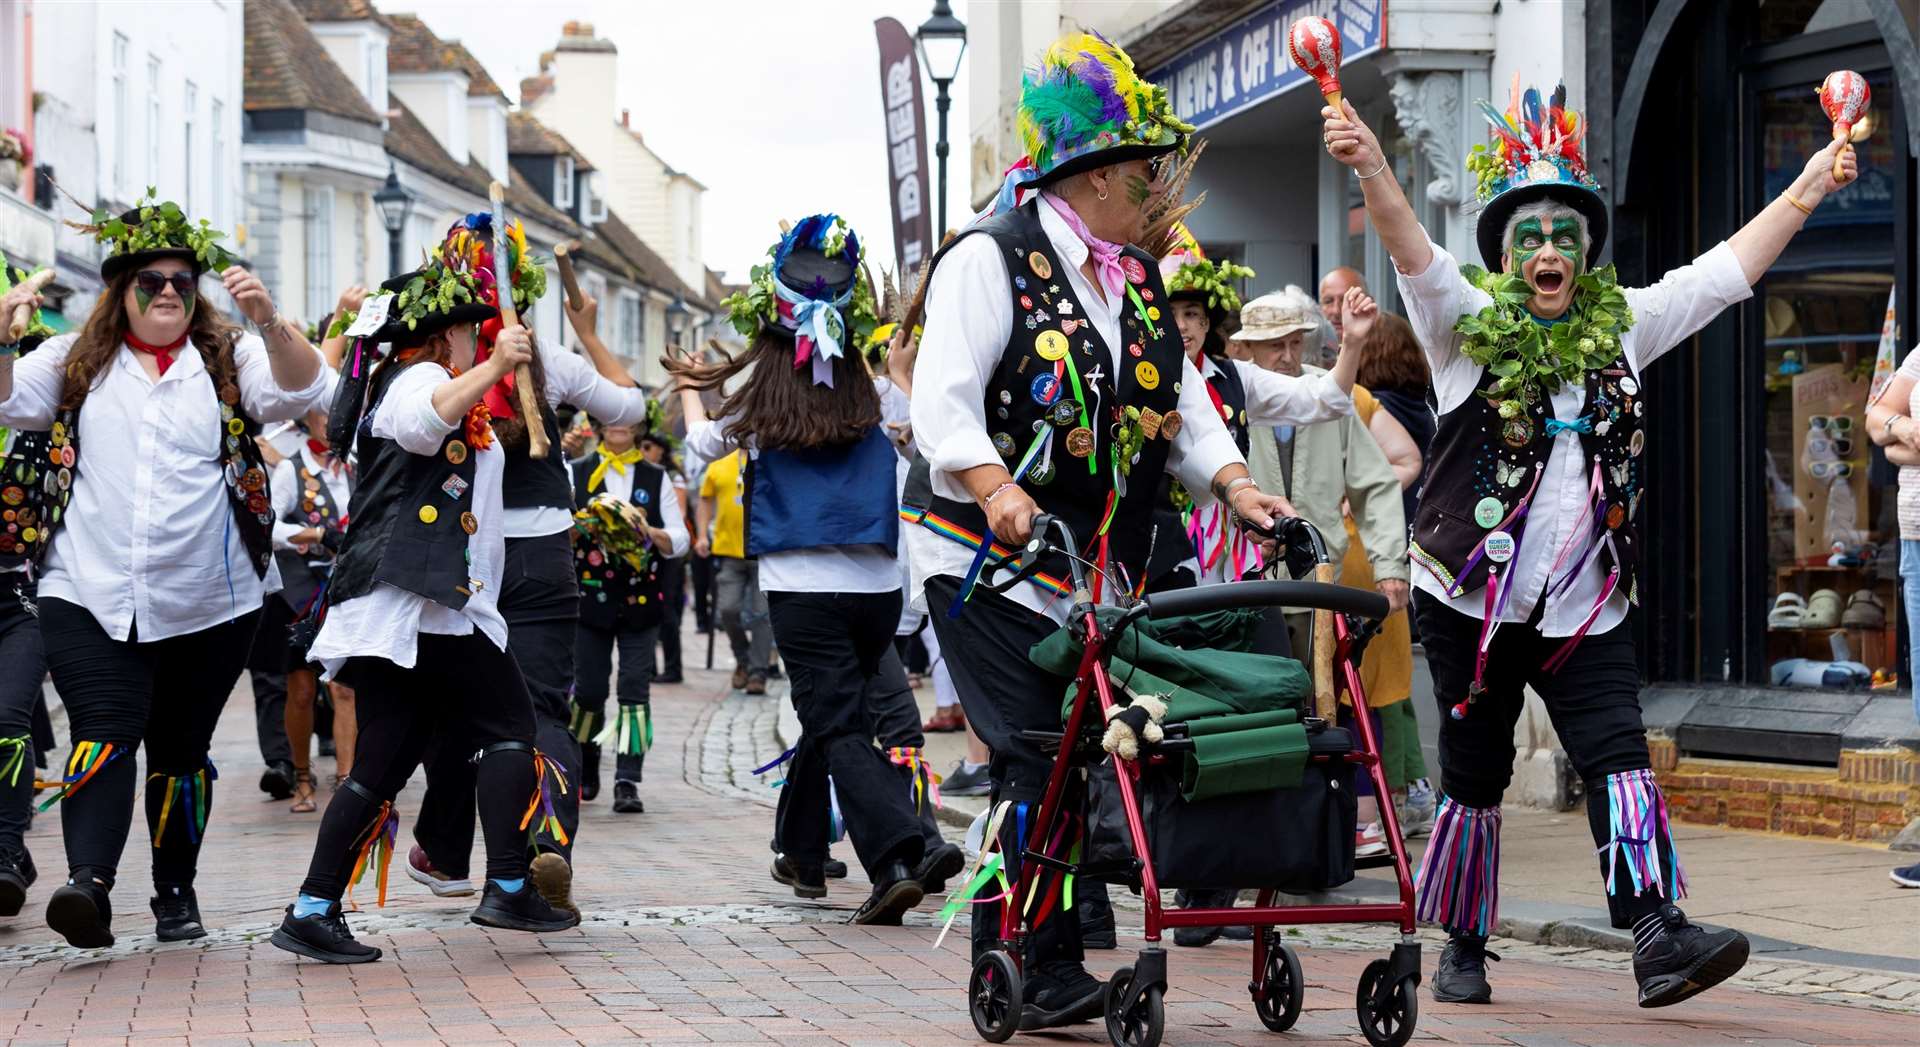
left=133, top=286, right=154, bottom=313
left=1510, top=218, right=1547, bottom=265
left=1547, top=216, right=1583, bottom=270
left=1125, top=175, right=1152, bottom=208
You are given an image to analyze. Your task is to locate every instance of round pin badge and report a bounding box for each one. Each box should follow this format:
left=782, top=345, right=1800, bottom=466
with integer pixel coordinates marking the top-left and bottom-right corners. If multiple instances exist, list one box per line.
left=20, top=527, right=36, bottom=544
left=1160, top=410, right=1184, bottom=439
left=1066, top=426, right=1095, bottom=457
left=1035, top=330, right=1070, bottom=361
left=1473, top=496, right=1504, bottom=529
left=50, top=422, right=66, bottom=443
left=1128, top=343, right=1143, bottom=357
left=1027, top=459, right=1056, bottom=485
left=1620, top=376, right=1639, bottom=396
left=461, top=512, right=478, bottom=535
left=992, top=432, right=1017, bottom=458
left=1629, top=430, right=1645, bottom=456
left=60, top=445, right=75, bottom=468
left=1607, top=504, right=1626, bottom=530
left=418, top=505, right=439, bottom=524
left=1147, top=306, right=1162, bottom=322
left=1135, top=361, right=1160, bottom=390
left=1030, top=372, right=1061, bottom=406
left=1047, top=398, right=1081, bottom=428
left=227, top=418, right=245, bottom=436
left=1501, top=416, right=1534, bottom=448
left=0, top=487, right=19, bottom=507
left=445, top=440, right=468, bottom=465
left=1120, top=257, right=1146, bottom=285
left=1019, top=295, right=1033, bottom=310
left=1029, top=251, right=1054, bottom=279
left=1142, top=288, right=1155, bottom=303
left=1484, top=531, right=1517, bottom=563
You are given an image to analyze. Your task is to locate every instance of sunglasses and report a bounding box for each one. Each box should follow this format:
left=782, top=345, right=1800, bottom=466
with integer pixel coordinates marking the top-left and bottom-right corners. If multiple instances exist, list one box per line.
left=1806, top=436, right=1856, bottom=457
left=134, top=270, right=197, bottom=300
left=1808, top=460, right=1857, bottom=480
left=1809, top=415, right=1855, bottom=432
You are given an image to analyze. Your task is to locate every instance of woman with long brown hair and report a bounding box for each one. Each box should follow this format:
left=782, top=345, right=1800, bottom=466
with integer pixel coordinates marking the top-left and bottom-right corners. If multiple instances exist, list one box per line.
left=670, top=215, right=934, bottom=926
left=0, top=194, right=329, bottom=948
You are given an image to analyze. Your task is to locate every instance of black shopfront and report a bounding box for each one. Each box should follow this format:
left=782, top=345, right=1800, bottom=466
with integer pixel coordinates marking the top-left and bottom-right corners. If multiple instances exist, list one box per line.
left=1588, top=0, right=1920, bottom=764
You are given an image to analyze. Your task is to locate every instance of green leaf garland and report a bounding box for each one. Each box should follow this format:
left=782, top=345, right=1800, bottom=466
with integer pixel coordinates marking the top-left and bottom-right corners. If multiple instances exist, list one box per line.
left=1454, top=263, right=1634, bottom=402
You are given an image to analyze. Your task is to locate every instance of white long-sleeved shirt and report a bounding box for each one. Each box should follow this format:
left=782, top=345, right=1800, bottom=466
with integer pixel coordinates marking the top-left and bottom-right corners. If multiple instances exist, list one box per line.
left=269, top=443, right=353, bottom=553
left=1397, top=238, right=1752, bottom=636
left=682, top=378, right=909, bottom=594
left=0, top=332, right=330, bottom=640
left=308, top=363, right=508, bottom=675
left=907, top=196, right=1353, bottom=622
left=503, top=338, right=654, bottom=539
left=581, top=455, right=691, bottom=559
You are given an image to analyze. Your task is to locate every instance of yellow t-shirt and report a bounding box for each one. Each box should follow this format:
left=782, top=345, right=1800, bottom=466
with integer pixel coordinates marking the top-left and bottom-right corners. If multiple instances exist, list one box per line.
left=699, top=450, right=748, bottom=559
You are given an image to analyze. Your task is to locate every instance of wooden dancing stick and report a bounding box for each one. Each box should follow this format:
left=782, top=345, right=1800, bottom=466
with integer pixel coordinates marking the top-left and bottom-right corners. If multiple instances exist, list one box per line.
left=487, top=181, right=549, bottom=459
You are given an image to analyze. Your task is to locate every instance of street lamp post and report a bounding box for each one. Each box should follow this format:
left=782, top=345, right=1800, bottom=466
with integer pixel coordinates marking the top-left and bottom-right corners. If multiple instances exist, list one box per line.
left=915, top=1, right=967, bottom=238
left=372, top=164, right=413, bottom=276
left=666, top=293, right=689, bottom=349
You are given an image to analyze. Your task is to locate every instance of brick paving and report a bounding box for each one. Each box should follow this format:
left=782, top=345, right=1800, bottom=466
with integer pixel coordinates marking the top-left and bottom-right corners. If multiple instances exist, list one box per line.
left=0, top=636, right=1916, bottom=1045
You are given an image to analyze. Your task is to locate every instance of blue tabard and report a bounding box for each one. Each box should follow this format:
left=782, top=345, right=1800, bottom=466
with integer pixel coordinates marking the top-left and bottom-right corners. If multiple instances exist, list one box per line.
left=744, top=426, right=899, bottom=557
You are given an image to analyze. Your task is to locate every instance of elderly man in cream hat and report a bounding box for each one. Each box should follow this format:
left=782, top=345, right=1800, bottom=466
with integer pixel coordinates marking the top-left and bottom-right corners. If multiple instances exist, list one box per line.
left=1231, top=287, right=1328, bottom=372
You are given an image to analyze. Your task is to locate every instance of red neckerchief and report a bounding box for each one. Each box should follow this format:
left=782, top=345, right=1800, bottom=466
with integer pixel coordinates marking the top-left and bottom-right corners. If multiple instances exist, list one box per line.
left=474, top=316, right=519, bottom=425
left=127, top=331, right=191, bottom=375
left=1191, top=347, right=1229, bottom=423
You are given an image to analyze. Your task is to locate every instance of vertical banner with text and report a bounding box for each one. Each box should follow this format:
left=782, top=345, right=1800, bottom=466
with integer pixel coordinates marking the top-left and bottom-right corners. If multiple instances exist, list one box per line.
left=875, top=17, right=932, bottom=293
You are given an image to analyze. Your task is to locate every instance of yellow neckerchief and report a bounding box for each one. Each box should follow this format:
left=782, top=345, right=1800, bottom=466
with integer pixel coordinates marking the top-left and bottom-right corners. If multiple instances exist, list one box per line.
left=588, top=444, right=646, bottom=493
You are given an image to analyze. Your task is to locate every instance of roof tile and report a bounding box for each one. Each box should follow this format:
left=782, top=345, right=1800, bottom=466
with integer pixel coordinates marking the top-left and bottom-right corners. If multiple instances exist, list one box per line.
left=244, top=0, right=382, bottom=125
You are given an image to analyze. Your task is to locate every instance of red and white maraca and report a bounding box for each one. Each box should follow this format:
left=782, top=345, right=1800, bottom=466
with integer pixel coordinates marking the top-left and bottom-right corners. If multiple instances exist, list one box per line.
left=1288, top=16, right=1344, bottom=110
left=1817, top=70, right=1870, bottom=180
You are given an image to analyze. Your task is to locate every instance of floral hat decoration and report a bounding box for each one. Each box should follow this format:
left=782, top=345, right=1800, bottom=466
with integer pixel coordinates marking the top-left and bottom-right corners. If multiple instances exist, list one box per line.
left=1466, top=78, right=1609, bottom=270
left=371, top=213, right=548, bottom=341
left=992, top=32, right=1195, bottom=214
left=1157, top=225, right=1254, bottom=322
left=72, top=189, right=232, bottom=281
left=722, top=214, right=879, bottom=387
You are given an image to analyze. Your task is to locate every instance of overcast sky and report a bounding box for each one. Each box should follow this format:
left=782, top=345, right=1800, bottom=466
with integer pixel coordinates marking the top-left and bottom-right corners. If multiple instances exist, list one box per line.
left=406, top=0, right=975, bottom=284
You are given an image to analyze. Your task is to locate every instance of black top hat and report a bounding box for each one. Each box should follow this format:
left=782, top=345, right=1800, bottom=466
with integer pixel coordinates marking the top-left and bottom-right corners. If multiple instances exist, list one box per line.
left=367, top=269, right=497, bottom=344
left=98, top=207, right=203, bottom=281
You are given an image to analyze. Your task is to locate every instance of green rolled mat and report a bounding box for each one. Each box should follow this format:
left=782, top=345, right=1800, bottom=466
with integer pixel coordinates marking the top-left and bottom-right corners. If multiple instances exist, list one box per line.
left=1179, top=718, right=1308, bottom=803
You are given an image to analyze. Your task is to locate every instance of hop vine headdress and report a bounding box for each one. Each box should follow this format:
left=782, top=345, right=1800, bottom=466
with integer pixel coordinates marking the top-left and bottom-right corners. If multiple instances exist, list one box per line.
left=71, top=189, right=231, bottom=279
left=1465, top=78, right=1609, bottom=269
left=721, top=215, right=879, bottom=387
left=1158, top=232, right=1255, bottom=318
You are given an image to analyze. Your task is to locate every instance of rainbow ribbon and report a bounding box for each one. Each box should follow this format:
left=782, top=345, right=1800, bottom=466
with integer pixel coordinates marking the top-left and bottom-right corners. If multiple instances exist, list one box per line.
left=886, top=746, right=942, bottom=814
left=521, top=751, right=572, bottom=848
left=148, top=761, right=217, bottom=848
left=1597, top=769, right=1688, bottom=901
left=1413, top=798, right=1502, bottom=936
left=932, top=800, right=1016, bottom=951
left=595, top=703, right=652, bottom=756
left=346, top=800, right=400, bottom=909
left=37, top=741, right=123, bottom=812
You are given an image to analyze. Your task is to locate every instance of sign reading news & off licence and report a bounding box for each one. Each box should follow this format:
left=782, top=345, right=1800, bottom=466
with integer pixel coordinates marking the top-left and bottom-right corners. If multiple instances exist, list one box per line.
left=1146, top=0, right=1385, bottom=131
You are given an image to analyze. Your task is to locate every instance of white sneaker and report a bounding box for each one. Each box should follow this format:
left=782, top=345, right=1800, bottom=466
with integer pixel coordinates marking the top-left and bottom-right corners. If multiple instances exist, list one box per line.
left=1400, top=781, right=1437, bottom=838
left=1356, top=821, right=1389, bottom=858
left=405, top=844, right=475, bottom=897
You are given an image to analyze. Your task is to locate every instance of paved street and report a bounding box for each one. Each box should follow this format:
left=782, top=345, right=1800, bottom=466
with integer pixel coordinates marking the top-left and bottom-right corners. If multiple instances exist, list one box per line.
left=1, top=633, right=1917, bottom=1046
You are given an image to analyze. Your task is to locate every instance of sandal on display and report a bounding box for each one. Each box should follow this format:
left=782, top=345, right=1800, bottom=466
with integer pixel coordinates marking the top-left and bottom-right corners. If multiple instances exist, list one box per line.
left=1801, top=589, right=1842, bottom=629
left=1766, top=592, right=1806, bottom=630
left=1841, top=589, right=1887, bottom=629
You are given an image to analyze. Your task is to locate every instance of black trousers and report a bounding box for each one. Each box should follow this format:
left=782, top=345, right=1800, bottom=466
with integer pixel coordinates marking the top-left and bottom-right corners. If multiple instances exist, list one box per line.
left=655, top=556, right=686, bottom=677
left=249, top=671, right=292, bottom=767
left=923, top=575, right=1084, bottom=965
left=766, top=590, right=924, bottom=878
left=574, top=619, right=659, bottom=783
left=417, top=532, right=580, bottom=874
left=39, top=597, right=258, bottom=891
left=0, top=576, right=45, bottom=858
left=1415, top=590, right=1672, bottom=926
left=301, top=632, right=538, bottom=899
left=690, top=552, right=714, bottom=631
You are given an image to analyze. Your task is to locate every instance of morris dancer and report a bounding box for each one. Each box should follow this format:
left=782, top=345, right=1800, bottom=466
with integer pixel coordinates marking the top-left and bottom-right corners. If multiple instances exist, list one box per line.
left=0, top=195, right=329, bottom=947
left=272, top=222, right=578, bottom=963
left=1323, top=83, right=1857, bottom=1007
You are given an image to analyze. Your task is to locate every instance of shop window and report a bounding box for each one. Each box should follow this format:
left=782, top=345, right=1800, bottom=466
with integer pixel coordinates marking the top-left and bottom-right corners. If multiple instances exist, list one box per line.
left=1754, top=0, right=1877, bottom=45
left=1756, top=70, right=1899, bottom=690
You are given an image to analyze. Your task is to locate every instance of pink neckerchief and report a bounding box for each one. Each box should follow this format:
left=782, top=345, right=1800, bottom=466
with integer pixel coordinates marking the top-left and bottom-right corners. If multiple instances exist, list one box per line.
left=1042, top=193, right=1126, bottom=301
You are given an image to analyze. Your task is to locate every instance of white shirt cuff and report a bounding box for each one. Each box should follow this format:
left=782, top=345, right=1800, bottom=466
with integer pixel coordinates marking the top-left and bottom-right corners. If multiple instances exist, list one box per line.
left=1175, top=429, right=1243, bottom=499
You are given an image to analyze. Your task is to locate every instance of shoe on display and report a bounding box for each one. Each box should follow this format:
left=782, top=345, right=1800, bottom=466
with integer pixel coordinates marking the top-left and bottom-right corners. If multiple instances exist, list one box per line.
left=942, top=760, right=991, bottom=796
left=914, top=842, right=965, bottom=895
left=45, top=881, right=114, bottom=949
left=150, top=884, right=207, bottom=942
left=922, top=706, right=967, bottom=733
left=270, top=901, right=381, bottom=964
left=1019, top=960, right=1105, bottom=1030
left=1766, top=592, right=1806, bottom=630
left=259, top=759, right=296, bottom=800
left=529, top=852, right=580, bottom=920
left=1432, top=933, right=1498, bottom=1004
left=470, top=878, right=579, bottom=932
left=405, top=844, right=474, bottom=897
left=1356, top=821, right=1389, bottom=858
left=1841, top=589, right=1886, bottom=628
left=1800, top=588, right=1842, bottom=629
left=770, top=854, right=827, bottom=899
left=0, top=845, right=34, bottom=917
left=1890, top=863, right=1920, bottom=888
left=1632, top=904, right=1749, bottom=1008
left=611, top=781, right=645, bottom=814
left=850, top=861, right=925, bottom=925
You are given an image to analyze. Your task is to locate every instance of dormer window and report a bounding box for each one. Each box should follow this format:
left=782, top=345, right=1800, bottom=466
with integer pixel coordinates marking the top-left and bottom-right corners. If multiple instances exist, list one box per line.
left=555, top=155, right=575, bottom=210
left=584, top=171, right=608, bottom=224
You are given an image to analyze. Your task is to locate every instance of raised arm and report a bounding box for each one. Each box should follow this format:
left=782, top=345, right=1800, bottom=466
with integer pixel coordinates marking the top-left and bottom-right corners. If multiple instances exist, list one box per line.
left=223, top=267, right=324, bottom=392
left=320, top=285, right=368, bottom=370
left=1728, top=140, right=1859, bottom=284
left=1322, top=101, right=1433, bottom=275
left=563, top=291, right=638, bottom=389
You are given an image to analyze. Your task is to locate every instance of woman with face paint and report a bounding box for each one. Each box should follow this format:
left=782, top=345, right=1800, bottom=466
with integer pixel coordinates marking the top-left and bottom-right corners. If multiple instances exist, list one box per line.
left=1323, top=84, right=1858, bottom=1010
left=0, top=195, right=330, bottom=949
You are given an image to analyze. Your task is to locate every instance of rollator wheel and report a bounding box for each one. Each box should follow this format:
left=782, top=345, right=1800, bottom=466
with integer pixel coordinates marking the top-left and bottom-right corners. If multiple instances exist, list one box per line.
left=1104, top=967, right=1165, bottom=1047
left=1253, top=933, right=1304, bottom=1032
left=969, top=950, right=1022, bottom=1043
left=1355, top=957, right=1418, bottom=1047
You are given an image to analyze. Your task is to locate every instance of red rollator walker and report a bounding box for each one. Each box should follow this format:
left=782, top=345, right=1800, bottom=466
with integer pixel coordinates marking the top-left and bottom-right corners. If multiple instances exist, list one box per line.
left=963, top=514, right=1421, bottom=1047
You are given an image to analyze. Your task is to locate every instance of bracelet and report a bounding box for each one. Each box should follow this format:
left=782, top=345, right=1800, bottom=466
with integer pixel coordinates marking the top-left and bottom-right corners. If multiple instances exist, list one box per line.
left=983, top=481, right=1020, bottom=507
left=0, top=342, right=18, bottom=359
left=1215, top=476, right=1258, bottom=504
left=1357, top=158, right=1390, bottom=180
left=1782, top=191, right=1815, bottom=216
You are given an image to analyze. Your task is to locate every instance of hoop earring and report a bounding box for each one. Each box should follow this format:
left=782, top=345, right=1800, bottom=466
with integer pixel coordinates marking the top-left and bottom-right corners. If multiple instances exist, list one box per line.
left=1097, top=190, right=1109, bottom=202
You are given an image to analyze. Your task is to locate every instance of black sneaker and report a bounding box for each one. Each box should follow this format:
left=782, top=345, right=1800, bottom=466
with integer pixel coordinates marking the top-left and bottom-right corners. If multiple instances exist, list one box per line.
left=914, top=842, right=965, bottom=895
left=259, top=760, right=296, bottom=800
left=580, top=744, right=601, bottom=803
left=1170, top=888, right=1233, bottom=948
left=528, top=852, right=580, bottom=920
left=1077, top=891, right=1118, bottom=950
left=770, top=854, right=827, bottom=899
left=1019, top=960, right=1105, bottom=1029
left=270, top=902, right=381, bottom=964
left=1632, top=904, right=1749, bottom=1008
left=151, top=885, right=207, bottom=941
left=943, top=761, right=991, bottom=797
left=1891, top=863, right=1920, bottom=888
left=850, top=861, right=924, bottom=925
left=45, top=881, right=114, bottom=949
left=823, top=857, right=850, bottom=880
left=0, top=846, right=34, bottom=917
left=611, top=781, right=645, bottom=814
left=470, top=879, right=580, bottom=932
left=1432, top=934, right=1498, bottom=1004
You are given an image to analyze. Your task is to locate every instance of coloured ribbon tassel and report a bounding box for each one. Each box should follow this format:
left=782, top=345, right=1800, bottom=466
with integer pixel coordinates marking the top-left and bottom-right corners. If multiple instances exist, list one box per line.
left=886, top=746, right=942, bottom=814
left=148, top=762, right=217, bottom=848
left=989, top=157, right=1042, bottom=219
left=774, top=278, right=853, bottom=387
left=347, top=801, right=400, bottom=909
left=1413, top=798, right=1502, bottom=937
left=521, top=751, right=572, bottom=848
left=827, top=776, right=845, bottom=844
left=568, top=702, right=605, bottom=744
left=595, top=703, right=652, bottom=757
left=1597, top=769, right=1688, bottom=901
left=933, top=800, right=1016, bottom=950
left=0, top=735, right=27, bottom=789
left=754, top=746, right=796, bottom=788
left=37, top=741, right=123, bottom=812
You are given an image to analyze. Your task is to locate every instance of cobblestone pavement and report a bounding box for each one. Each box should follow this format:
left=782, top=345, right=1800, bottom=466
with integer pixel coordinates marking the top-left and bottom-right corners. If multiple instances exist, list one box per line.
left=0, top=646, right=1916, bottom=1045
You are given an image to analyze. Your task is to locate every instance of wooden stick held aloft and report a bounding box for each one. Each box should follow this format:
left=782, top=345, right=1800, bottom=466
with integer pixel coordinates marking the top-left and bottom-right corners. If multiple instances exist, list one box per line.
left=487, top=181, right=549, bottom=459
left=7, top=269, right=54, bottom=341
left=554, top=242, right=585, bottom=311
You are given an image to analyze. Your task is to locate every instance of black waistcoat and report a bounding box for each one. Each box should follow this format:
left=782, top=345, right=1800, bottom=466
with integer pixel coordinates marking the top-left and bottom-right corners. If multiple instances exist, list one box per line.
left=0, top=426, right=64, bottom=570
left=273, top=457, right=351, bottom=612
left=1409, top=361, right=1645, bottom=605
left=327, top=360, right=483, bottom=611
left=571, top=456, right=667, bottom=630
left=502, top=399, right=573, bottom=511
left=1144, top=352, right=1251, bottom=588
left=923, top=199, right=1186, bottom=592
